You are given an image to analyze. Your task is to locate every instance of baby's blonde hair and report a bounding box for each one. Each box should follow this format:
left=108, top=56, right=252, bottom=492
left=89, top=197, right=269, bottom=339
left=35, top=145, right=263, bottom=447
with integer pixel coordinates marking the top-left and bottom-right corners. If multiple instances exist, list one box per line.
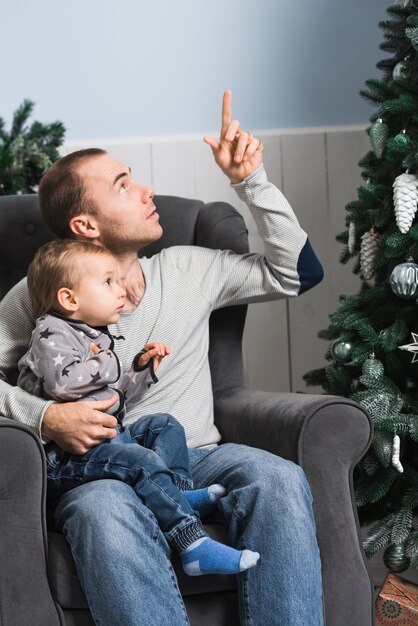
left=28, top=239, right=113, bottom=318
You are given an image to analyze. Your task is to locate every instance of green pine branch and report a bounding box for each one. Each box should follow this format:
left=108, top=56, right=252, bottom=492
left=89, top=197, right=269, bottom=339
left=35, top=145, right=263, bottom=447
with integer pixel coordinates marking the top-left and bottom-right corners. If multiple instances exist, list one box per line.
left=0, top=99, right=65, bottom=194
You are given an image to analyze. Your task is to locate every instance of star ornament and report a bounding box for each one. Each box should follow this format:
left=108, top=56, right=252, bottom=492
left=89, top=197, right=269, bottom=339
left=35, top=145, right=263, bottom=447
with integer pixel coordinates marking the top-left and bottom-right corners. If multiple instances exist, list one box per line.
left=400, top=333, right=418, bottom=363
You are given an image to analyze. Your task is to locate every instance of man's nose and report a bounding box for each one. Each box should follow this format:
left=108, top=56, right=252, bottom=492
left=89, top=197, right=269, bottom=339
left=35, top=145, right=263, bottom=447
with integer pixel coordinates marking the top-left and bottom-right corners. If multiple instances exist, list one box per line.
left=140, top=185, right=154, bottom=202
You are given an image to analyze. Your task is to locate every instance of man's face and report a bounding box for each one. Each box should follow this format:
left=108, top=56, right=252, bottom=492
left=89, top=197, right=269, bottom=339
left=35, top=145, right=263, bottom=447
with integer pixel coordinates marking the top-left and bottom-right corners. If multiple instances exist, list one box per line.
left=76, top=153, right=163, bottom=253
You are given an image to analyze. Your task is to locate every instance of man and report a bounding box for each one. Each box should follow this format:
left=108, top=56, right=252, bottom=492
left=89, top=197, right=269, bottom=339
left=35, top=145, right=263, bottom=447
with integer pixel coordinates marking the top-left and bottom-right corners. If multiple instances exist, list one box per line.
left=0, top=91, right=324, bottom=625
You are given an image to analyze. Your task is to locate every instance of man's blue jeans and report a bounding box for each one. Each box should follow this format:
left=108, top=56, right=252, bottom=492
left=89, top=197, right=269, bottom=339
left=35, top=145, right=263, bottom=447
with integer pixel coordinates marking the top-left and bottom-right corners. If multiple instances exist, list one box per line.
left=47, top=413, right=206, bottom=552
left=53, top=443, right=324, bottom=626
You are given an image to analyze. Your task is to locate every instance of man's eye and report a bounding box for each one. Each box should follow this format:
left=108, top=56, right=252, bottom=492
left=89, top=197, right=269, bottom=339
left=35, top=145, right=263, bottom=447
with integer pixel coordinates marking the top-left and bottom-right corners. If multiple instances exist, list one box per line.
left=120, top=183, right=128, bottom=193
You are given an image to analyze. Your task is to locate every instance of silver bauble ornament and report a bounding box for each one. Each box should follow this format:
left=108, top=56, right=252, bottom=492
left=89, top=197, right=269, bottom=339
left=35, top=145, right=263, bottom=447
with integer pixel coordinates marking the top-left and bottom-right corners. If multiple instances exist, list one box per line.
left=372, top=430, right=393, bottom=468
left=393, top=129, right=409, bottom=146
left=330, top=339, right=352, bottom=363
left=393, top=60, right=410, bottom=81
left=369, top=119, right=389, bottom=159
left=383, top=544, right=410, bottom=573
left=390, top=262, right=418, bottom=299
left=362, top=355, right=384, bottom=381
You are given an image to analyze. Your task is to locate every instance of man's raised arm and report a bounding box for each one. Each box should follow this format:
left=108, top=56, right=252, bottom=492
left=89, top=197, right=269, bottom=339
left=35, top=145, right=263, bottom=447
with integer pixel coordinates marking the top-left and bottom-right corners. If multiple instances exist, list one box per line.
left=197, top=90, right=323, bottom=307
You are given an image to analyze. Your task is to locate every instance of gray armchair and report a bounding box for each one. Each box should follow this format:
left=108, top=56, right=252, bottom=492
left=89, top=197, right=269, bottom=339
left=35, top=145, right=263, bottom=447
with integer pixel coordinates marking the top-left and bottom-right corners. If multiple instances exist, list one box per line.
left=0, top=193, right=374, bottom=626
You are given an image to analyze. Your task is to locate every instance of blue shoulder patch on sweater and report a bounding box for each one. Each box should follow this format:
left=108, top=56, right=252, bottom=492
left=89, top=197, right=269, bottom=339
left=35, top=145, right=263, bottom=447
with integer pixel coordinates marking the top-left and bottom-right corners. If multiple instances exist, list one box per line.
left=297, top=238, right=324, bottom=294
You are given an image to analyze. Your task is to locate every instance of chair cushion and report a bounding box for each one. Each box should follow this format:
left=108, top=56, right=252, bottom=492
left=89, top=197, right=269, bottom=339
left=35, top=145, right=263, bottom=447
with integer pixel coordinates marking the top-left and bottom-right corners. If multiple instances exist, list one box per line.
left=48, top=524, right=237, bottom=610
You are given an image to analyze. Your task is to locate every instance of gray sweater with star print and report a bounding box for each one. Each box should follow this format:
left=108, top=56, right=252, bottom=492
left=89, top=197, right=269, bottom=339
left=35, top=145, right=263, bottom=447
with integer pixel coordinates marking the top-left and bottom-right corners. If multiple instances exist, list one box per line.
left=17, top=312, right=157, bottom=422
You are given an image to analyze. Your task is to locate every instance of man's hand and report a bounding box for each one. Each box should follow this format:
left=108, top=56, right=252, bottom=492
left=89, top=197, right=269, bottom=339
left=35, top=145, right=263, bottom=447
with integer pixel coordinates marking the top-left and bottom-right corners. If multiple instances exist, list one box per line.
left=42, top=395, right=119, bottom=454
left=204, top=90, right=263, bottom=184
left=138, top=342, right=170, bottom=373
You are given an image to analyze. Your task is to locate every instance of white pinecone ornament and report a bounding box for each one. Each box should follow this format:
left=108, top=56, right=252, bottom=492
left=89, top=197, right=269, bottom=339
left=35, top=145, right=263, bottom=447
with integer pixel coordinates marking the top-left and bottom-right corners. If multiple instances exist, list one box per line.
left=393, top=172, right=418, bottom=234
left=348, top=222, right=356, bottom=255
left=360, top=228, right=380, bottom=286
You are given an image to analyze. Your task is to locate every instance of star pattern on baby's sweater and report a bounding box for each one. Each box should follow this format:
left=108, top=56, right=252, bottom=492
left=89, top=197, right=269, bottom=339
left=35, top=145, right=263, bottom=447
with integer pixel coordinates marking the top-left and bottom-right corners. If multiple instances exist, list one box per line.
left=53, top=382, right=68, bottom=396
left=90, top=372, right=101, bottom=384
left=62, top=366, right=70, bottom=377
left=39, top=328, right=54, bottom=340
left=26, top=354, right=40, bottom=373
left=53, top=353, right=65, bottom=366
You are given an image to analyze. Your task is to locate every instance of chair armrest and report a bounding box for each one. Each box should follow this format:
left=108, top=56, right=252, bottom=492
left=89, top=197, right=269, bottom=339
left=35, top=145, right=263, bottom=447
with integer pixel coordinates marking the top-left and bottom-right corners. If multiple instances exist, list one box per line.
left=0, top=417, right=62, bottom=625
left=214, top=391, right=375, bottom=626
left=214, top=389, right=372, bottom=464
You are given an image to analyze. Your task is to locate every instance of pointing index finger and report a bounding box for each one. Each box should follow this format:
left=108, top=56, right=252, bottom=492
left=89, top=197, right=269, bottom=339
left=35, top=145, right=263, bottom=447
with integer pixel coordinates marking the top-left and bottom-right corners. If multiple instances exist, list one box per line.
left=221, top=89, right=232, bottom=136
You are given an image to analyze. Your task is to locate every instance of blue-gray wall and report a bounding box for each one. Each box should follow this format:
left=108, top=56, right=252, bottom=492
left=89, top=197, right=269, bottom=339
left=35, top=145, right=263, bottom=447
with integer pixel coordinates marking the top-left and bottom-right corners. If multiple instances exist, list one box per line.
left=1, top=0, right=388, bottom=140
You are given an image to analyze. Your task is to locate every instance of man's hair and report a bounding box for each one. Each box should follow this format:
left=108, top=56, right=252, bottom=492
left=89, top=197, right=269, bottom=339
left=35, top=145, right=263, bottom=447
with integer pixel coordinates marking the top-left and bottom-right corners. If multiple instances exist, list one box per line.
left=38, top=148, right=107, bottom=239
left=28, top=239, right=112, bottom=318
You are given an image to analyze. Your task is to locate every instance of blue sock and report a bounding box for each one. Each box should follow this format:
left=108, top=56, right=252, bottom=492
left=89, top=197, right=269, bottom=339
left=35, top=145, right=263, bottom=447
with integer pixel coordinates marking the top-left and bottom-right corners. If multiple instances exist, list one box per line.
left=181, top=537, right=260, bottom=576
left=182, top=484, right=227, bottom=518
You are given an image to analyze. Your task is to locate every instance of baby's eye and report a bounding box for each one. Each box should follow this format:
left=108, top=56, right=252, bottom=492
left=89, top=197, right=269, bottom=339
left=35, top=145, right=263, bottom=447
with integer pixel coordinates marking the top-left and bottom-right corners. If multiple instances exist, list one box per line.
left=105, top=278, right=112, bottom=285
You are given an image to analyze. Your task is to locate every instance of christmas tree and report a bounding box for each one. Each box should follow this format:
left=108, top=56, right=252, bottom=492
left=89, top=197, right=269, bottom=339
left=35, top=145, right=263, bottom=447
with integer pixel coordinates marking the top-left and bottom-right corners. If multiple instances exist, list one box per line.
left=0, top=99, right=65, bottom=195
left=304, top=1, right=418, bottom=574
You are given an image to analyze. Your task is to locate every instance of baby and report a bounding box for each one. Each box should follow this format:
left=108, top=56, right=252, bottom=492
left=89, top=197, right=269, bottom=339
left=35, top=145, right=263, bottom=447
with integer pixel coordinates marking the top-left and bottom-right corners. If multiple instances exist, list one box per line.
left=18, top=239, right=260, bottom=576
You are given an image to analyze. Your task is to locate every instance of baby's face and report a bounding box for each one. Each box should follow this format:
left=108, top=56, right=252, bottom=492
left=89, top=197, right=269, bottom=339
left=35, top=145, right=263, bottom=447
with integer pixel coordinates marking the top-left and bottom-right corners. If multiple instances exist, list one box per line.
left=74, top=254, right=126, bottom=327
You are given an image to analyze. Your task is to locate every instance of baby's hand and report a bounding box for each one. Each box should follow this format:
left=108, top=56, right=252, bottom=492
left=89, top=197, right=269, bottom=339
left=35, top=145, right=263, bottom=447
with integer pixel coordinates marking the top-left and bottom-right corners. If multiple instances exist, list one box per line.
left=138, top=342, right=171, bottom=372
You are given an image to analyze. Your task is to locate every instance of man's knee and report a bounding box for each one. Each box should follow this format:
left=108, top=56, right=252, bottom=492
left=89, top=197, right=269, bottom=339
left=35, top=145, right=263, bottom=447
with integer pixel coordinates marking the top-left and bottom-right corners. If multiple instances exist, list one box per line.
left=150, top=412, right=184, bottom=433
left=54, top=480, right=149, bottom=530
left=222, top=444, right=312, bottom=504
left=133, top=412, right=179, bottom=435
left=230, top=444, right=304, bottom=480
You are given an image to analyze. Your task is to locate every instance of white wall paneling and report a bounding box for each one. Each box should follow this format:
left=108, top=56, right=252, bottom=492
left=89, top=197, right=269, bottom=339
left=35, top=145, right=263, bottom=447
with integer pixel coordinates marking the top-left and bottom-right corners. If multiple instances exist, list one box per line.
left=63, top=125, right=368, bottom=393
left=326, top=130, right=371, bottom=310
left=281, top=133, right=329, bottom=392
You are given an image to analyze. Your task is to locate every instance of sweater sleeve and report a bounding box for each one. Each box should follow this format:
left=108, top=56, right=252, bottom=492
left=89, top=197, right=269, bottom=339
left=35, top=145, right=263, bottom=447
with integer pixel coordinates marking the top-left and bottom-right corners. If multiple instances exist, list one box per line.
left=171, top=165, right=323, bottom=310
left=117, top=350, right=158, bottom=406
left=232, top=165, right=324, bottom=295
left=0, top=279, right=53, bottom=436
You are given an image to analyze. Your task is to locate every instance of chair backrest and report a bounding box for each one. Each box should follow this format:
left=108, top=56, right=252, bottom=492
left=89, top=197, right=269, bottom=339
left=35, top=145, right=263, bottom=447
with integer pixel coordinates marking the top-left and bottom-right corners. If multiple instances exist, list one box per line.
left=0, top=193, right=249, bottom=399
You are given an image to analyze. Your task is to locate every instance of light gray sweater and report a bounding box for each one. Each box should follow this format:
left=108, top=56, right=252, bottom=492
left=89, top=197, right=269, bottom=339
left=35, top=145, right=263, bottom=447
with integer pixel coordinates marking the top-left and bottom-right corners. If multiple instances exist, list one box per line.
left=0, top=165, right=323, bottom=448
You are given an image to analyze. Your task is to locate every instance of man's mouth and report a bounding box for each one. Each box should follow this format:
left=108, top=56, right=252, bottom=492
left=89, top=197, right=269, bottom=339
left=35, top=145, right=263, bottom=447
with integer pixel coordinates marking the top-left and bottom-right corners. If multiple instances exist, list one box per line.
left=147, top=204, right=159, bottom=219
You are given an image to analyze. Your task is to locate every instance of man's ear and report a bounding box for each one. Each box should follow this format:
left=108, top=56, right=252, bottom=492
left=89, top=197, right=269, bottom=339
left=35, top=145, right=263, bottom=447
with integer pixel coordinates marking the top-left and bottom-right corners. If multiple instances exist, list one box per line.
left=56, top=287, right=79, bottom=313
left=68, top=214, right=100, bottom=240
